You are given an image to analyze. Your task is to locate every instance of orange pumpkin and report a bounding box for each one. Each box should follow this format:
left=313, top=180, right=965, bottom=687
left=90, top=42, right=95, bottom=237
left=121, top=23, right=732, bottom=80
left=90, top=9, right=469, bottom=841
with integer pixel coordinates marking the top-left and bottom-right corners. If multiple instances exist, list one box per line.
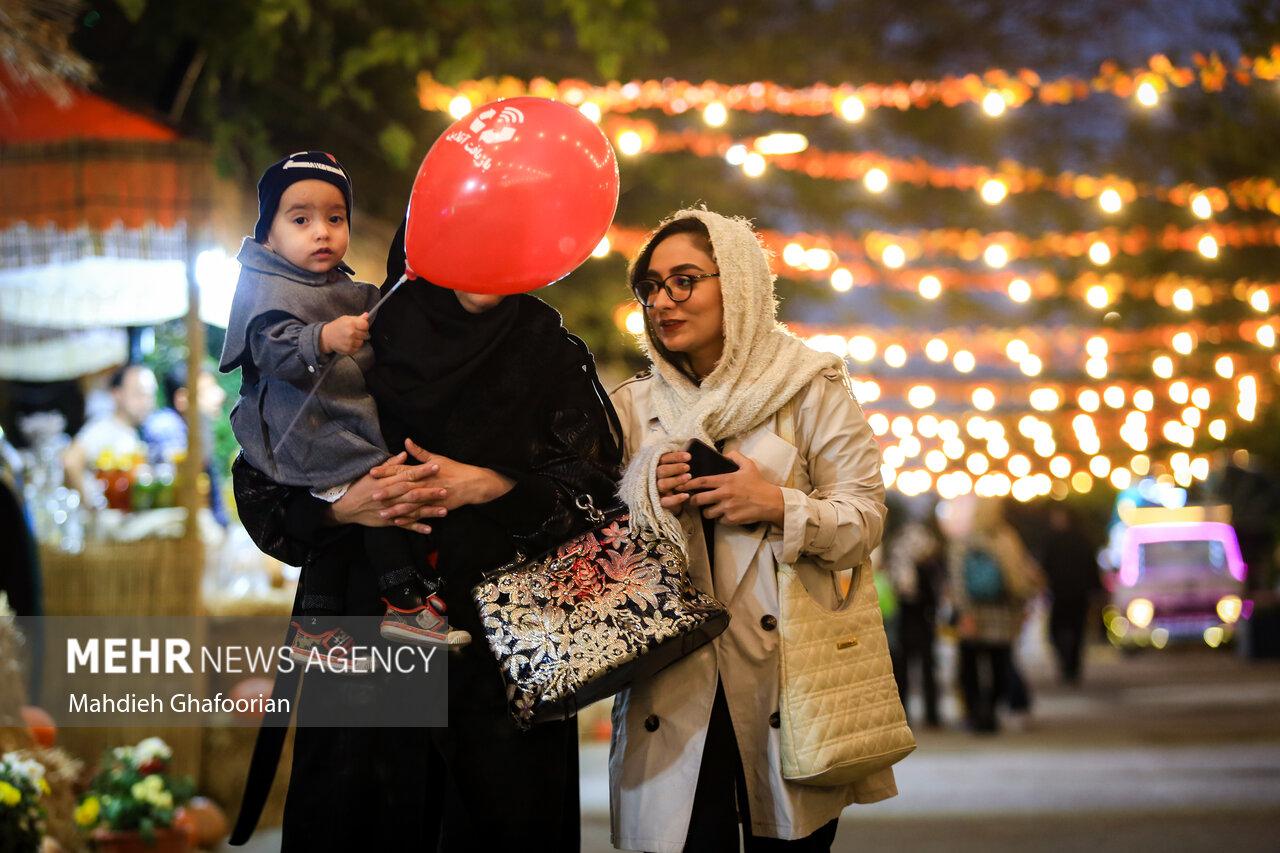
left=173, top=797, right=227, bottom=849
left=21, top=705, right=56, bottom=747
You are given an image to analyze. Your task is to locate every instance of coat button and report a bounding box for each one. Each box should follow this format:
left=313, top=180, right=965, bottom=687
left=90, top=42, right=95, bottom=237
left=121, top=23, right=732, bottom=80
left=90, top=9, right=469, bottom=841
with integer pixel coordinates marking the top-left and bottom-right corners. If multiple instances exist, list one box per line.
left=308, top=365, right=316, bottom=373
left=769, top=711, right=780, bottom=728
left=760, top=614, right=778, bottom=631
left=644, top=714, right=659, bottom=732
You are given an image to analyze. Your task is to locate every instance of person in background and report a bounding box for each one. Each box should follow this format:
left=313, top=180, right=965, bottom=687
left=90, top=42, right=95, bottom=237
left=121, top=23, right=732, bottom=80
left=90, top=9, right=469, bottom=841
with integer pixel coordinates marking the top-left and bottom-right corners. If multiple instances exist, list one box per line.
left=887, top=503, right=945, bottom=728
left=945, top=497, right=1042, bottom=734
left=1040, top=505, right=1100, bottom=685
left=63, top=364, right=156, bottom=494
left=142, top=364, right=230, bottom=526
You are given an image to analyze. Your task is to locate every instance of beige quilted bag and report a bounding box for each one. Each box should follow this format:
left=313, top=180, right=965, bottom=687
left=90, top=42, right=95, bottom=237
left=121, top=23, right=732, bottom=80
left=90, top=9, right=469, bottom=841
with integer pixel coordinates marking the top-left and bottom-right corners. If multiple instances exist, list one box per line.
left=775, top=396, right=916, bottom=786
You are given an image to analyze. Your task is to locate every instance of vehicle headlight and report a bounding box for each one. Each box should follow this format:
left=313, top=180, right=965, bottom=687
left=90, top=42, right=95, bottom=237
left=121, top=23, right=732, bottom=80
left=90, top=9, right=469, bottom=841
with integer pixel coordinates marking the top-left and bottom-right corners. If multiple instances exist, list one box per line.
left=1126, top=598, right=1155, bottom=629
left=1216, top=595, right=1243, bottom=624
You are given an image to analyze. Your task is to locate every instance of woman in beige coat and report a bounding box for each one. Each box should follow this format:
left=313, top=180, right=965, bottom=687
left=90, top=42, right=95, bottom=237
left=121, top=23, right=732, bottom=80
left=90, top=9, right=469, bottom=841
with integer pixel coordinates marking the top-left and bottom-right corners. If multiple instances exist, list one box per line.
left=608, top=209, right=895, bottom=853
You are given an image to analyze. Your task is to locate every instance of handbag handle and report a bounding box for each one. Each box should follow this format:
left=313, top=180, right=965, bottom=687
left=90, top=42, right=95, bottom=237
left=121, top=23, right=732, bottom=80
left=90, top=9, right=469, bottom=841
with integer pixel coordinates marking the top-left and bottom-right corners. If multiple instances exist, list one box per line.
left=775, top=387, right=857, bottom=610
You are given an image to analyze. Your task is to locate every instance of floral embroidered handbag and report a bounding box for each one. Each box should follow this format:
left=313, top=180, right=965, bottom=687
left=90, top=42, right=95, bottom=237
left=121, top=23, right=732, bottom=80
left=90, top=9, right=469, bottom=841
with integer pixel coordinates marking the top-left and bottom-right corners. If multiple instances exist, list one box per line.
left=471, top=494, right=730, bottom=729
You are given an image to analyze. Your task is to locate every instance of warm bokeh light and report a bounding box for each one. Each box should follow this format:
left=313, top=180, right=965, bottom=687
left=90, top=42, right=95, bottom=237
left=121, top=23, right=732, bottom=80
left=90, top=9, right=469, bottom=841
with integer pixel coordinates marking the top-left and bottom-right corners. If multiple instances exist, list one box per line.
left=907, top=384, right=937, bottom=409
left=1172, top=287, right=1194, bottom=312
left=972, top=387, right=996, bottom=411
left=1006, top=338, right=1030, bottom=362
left=864, top=167, right=890, bottom=193
left=1134, top=388, right=1155, bottom=411
left=917, top=274, right=942, bottom=300
left=1215, top=355, right=1234, bottom=379
left=448, top=94, right=473, bottom=119
left=1019, top=354, right=1043, bottom=377
left=703, top=101, right=728, bottom=127
left=884, top=343, right=908, bottom=367
left=882, top=243, right=906, bottom=268
left=1197, top=234, right=1220, bottom=259
left=1085, top=336, right=1109, bottom=358
left=1078, top=389, right=1101, bottom=412
left=743, top=151, right=767, bottom=177
left=830, top=268, right=854, bottom=292
left=617, top=129, right=644, bottom=156
left=1190, top=192, right=1213, bottom=220
left=1086, top=283, right=1110, bottom=308
left=849, top=335, right=877, bottom=362
left=1088, top=241, right=1113, bottom=266
left=1099, top=188, right=1123, bottom=214
left=840, top=95, right=867, bottom=123
left=1152, top=355, right=1174, bottom=379
left=1172, top=331, right=1195, bottom=355
left=1007, top=278, right=1031, bottom=303
left=925, top=338, right=949, bottom=362
left=983, top=244, right=1010, bottom=268
left=981, top=90, right=1008, bottom=117
left=953, top=350, right=976, bottom=373
left=1135, top=79, right=1160, bottom=107
left=1250, top=290, right=1271, bottom=313
left=980, top=178, right=1009, bottom=205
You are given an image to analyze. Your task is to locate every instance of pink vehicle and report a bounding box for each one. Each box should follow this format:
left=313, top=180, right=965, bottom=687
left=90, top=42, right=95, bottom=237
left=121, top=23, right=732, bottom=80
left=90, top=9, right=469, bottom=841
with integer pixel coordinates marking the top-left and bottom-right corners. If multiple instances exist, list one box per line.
left=1110, top=521, right=1249, bottom=648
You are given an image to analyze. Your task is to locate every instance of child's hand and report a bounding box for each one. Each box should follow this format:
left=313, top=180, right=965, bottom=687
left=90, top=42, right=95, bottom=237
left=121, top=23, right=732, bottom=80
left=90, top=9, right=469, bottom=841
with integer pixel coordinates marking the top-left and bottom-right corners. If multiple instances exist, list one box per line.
left=320, top=313, right=370, bottom=355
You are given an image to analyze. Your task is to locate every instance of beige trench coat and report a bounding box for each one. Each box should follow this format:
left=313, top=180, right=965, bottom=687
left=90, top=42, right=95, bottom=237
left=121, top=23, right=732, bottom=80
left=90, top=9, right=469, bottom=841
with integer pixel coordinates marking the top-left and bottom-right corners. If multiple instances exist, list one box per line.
left=607, top=368, right=896, bottom=853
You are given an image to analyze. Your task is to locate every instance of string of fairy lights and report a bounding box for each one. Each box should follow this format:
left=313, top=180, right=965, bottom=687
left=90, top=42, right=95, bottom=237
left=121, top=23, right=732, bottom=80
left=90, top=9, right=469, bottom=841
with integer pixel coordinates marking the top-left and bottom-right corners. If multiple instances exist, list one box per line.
left=420, top=51, right=1279, bottom=500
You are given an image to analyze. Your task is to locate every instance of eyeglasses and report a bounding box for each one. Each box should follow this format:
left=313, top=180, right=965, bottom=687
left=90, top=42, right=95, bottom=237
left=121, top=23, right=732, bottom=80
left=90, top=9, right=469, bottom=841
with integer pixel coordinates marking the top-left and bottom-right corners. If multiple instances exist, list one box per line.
left=632, top=272, right=719, bottom=308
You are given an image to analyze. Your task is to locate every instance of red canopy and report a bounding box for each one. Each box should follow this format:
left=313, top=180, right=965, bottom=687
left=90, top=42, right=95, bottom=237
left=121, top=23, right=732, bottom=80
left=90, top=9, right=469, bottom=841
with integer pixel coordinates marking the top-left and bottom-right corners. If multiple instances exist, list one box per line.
left=0, top=70, right=208, bottom=229
left=0, top=69, right=177, bottom=143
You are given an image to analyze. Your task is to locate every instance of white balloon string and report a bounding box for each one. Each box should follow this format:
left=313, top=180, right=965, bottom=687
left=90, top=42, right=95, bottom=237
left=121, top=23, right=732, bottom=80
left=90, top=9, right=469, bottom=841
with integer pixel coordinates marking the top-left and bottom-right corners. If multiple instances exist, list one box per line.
left=268, top=274, right=409, bottom=467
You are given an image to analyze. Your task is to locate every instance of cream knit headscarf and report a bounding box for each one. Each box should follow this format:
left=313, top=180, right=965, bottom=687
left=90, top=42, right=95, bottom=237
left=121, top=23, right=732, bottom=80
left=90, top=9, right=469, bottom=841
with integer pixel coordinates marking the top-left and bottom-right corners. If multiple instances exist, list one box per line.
left=619, top=208, right=843, bottom=552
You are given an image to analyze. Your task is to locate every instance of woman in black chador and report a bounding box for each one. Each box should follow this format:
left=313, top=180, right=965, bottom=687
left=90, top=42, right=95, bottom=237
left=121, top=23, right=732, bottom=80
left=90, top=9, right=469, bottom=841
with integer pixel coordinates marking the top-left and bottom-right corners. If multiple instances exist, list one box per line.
left=230, top=221, right=621, bottom=851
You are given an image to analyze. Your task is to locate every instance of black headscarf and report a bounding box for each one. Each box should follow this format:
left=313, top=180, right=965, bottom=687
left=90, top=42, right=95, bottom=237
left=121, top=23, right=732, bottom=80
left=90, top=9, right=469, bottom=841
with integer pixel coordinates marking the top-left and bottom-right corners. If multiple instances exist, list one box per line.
left=367, top=220, right=523, bottom=449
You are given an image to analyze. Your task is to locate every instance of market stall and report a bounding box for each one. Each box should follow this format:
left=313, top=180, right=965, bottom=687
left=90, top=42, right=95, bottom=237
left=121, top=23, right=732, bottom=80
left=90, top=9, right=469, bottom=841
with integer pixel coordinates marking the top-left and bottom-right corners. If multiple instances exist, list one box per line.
left=1, top=68, right=294, bottom=827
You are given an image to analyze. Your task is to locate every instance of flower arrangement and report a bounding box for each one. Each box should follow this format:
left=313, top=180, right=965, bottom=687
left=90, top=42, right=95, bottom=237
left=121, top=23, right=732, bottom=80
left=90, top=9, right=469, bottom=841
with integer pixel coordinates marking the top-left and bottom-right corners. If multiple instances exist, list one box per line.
left=75, top=738, right=194, bottom=844
left=0, top=751, right=50, bottom=853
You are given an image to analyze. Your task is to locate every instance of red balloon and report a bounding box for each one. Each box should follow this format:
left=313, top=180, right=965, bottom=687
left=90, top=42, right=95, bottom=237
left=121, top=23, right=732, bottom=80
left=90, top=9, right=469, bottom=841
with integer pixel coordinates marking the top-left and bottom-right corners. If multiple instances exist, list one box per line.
left=406, top=97, right=619, bottom=294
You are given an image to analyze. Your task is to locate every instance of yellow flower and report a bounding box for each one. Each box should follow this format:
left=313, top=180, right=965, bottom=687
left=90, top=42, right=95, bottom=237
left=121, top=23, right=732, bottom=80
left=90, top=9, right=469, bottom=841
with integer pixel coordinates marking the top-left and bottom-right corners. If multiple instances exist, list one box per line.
left=39, top=778, right=51, bottom=796
left=75, top=796, right=101, bottom=827
left=0, top=780, right=21, bottom=806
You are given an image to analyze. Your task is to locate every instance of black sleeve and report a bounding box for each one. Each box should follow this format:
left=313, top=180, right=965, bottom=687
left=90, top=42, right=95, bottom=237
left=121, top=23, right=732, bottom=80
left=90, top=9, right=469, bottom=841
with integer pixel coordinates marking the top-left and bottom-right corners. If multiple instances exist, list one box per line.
left=231, top=453, right=347, bottom=567
left=477, top=333, right=623, bottom=556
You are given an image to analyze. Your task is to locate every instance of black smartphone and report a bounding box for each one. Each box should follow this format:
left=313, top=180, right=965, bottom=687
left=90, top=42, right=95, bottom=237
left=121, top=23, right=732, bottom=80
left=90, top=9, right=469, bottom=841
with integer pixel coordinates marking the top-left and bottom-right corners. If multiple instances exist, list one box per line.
left=685, top=439, right=739, bottom=491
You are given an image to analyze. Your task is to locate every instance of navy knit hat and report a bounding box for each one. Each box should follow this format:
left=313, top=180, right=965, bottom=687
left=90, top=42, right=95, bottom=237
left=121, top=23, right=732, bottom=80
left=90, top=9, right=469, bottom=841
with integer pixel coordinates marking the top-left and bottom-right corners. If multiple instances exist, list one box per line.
left=253, top=151, right=354, bottom=243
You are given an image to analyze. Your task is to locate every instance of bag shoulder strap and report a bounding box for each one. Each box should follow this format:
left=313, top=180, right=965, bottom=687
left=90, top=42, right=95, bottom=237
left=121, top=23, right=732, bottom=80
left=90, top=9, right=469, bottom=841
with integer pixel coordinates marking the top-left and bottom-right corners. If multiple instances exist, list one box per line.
left=773, top=387, right=857, bottom=608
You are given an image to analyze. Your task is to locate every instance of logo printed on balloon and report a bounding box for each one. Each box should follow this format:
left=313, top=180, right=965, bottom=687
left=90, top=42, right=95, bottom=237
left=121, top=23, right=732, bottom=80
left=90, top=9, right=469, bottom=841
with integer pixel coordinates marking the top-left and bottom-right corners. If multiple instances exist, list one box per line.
left=444, top=105, right=526, bottom=172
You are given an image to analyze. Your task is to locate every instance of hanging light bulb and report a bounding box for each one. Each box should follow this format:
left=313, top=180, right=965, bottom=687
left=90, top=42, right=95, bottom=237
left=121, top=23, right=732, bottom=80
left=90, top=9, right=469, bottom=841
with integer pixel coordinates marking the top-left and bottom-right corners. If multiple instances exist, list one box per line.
left=863, top=167, right=890, bottom=194
left=617, top=130, right=645, bottom=157
left=1086, top=284, right=1110, bottom=308
left=840, top=95, right=867, bottom=123
left=1007, top=278, right=1031, bottom=303
left=980, top=178, right=1009, bottom=205
left=448, top=94, right=473, bottom=119
left=1135, top=79, right=1160, bottom=108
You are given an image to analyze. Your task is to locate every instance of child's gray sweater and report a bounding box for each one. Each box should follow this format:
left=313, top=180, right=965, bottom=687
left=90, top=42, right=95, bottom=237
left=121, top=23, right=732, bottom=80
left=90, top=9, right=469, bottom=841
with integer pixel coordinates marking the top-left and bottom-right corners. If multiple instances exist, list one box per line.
left=219, top=238, right=386, bottom=489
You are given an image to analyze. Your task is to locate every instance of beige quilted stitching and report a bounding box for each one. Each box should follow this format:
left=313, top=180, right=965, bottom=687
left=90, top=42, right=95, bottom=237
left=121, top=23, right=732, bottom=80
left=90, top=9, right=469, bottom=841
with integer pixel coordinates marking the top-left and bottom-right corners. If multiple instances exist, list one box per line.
left=778, top=561, right=916, bottom=784
left=774, top=392, right=915, bottom=786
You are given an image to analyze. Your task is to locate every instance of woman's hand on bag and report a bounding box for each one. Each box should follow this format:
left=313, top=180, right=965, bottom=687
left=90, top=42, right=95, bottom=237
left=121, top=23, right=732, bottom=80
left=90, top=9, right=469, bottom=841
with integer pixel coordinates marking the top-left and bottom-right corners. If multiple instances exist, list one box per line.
left=656, top=451, right=692, bottom=512
left=330, top=451, right=440, bottom=533
left=682, top=452, right=785, bottom=527
left=375, top=438, right=515, bottom=513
